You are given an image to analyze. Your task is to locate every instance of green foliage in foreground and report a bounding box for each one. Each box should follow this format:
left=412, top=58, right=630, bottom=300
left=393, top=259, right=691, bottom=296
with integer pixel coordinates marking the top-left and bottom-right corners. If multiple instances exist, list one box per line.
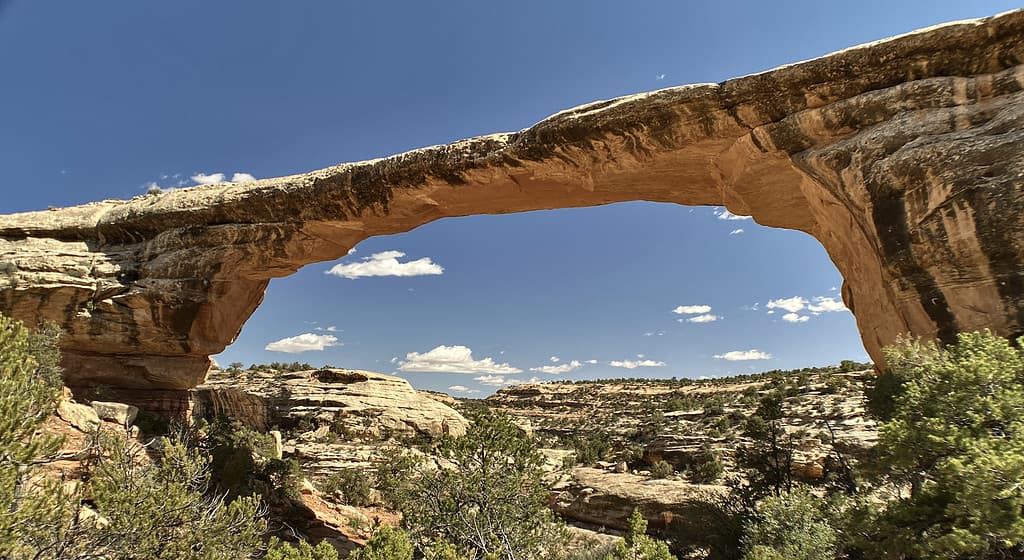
left=0, top=313, right=268, bottom=559
left=265, top=538, right=340, bottom=560
left=393, top=409, right=565, bottom=560
left=735, top=331, right=1024, bottom=560
left=853, top=331, right=1024, bottom=559
left=741, top=487, right=836, bottom=560
left=610, top=509, right=676, bottom=560
left=348, top=525, right=414, bottom=560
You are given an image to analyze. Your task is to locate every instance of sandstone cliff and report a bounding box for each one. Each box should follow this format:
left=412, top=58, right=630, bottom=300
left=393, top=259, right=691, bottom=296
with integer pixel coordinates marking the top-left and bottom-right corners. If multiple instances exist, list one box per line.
left=1, top=11, right=1022, bottom=388
left=194, top=367, right=468, bottom=438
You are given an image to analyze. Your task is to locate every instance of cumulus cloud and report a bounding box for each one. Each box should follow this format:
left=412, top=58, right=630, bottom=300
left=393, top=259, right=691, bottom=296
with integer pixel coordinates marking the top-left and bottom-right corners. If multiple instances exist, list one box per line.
left=265, top=333, right=339, bottom=353
left=714, top=349, right=772, bottom=361
left=326, top=251, right=444, bottom=279
left=687, top=314, right=720, bottom=323
left=766, top=296, right=808, bottom=313
left=398, top=345, right=521, bottom=374
left=610, top=359, right=666, bottom=369
left=191, top=172, right=226, bottom=185
left=672, top=305, right=712, bottom=315
left=448, top=385, right=480, bottom=394
left=729, top=229, right=745, bottom=235
left=807, top=296, right=847, bottom=313
left=531, top=360, right=582, bottom=375
left=231, top=172, right=257, bottom=183
left=714, top=208, right=752, bottom=221
left=472, top=375, right=539, bottom=387
left=585, top=359, right=598, bottom=364
left=782, top=313, right=810, bottom=323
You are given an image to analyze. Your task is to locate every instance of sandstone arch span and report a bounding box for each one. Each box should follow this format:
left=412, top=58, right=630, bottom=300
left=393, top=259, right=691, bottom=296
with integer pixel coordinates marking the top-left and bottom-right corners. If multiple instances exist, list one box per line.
left=1, top=11, right=1023, bottom=389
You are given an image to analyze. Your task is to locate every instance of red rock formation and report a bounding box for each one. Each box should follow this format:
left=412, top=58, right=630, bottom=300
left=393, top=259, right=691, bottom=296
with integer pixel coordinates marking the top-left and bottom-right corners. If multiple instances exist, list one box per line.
left=1, top=11, right=1022, bottom=389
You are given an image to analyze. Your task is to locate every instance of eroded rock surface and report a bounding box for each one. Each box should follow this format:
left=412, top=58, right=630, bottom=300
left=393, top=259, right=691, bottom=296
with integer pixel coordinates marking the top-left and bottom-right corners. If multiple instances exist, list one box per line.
left=193, top=368, right=469, bottom=438
left=1, top=12, right=1022, bottom=388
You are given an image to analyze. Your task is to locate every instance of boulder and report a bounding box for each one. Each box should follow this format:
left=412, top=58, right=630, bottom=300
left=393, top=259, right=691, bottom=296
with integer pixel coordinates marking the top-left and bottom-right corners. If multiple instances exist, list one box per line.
left=56, top=400, right=100, bottom=433
left=90, top=401, right=138, bottom=426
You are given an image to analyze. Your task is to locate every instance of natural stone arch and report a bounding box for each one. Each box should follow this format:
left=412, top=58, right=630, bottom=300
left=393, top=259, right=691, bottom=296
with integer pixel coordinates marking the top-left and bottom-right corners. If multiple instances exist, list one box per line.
left=1, top=11, right=1022, bottom=389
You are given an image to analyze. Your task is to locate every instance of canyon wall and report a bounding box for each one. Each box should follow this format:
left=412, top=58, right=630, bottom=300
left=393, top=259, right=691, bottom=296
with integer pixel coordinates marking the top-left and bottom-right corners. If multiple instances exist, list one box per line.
left=1, top=11, right=1021, bottom=389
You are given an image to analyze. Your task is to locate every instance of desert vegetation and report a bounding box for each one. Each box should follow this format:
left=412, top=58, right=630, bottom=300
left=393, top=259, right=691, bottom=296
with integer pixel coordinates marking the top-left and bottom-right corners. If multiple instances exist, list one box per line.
left=1, top=310, right=1023, bottom=559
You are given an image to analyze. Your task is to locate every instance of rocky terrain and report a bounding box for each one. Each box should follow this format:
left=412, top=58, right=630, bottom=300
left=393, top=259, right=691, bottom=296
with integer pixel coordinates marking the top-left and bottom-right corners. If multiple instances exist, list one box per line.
left=1, top=11, right=1021, bottom=389
left=484, top=365, right=878, bottom=539
left=37, top=360, right=881, bottom=557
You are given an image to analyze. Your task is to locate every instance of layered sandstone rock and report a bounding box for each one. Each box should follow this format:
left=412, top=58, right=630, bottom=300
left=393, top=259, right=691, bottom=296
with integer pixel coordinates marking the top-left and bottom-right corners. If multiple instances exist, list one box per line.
left=1, top=11, right=1022, bottom=388
left=193, top=368, right=469, bottom=438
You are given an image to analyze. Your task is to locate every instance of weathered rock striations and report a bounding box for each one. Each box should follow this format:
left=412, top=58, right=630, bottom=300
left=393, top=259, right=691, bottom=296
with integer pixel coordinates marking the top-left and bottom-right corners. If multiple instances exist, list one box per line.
left=1, top=12, right=1022, bottom=388
left=192, top=367, right=468, bottom=438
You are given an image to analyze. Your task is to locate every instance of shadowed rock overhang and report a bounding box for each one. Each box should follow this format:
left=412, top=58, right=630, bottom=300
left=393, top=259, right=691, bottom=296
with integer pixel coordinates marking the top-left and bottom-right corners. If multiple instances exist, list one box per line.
left=1, top=10, right=1022, bottom=389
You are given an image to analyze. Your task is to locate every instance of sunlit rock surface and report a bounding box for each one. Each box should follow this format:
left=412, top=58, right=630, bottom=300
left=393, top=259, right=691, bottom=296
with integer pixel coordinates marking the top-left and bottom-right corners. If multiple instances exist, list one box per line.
left=1, top=11, right=1022, bottom=388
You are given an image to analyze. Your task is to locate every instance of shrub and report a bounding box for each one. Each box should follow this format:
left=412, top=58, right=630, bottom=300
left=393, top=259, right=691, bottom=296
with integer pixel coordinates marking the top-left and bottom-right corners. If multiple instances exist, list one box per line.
left=611, top=509, right=677, bottom=560
left=650, top=460, right=674, bottom=479
left=686, top=445, right=724, bottom=484
left=321, top=468, right=372, bottom=507
left=397, top=410, right=564, bottom=559
left=266, top=539, right=340, bottom=560
left=741, top=486, right=835, bottom=560
left=349, top=525, right=414, bottom=560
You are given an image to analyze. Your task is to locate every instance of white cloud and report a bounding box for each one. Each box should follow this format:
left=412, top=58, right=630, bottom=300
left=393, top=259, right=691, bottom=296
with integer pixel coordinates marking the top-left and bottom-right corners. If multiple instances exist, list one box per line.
left=448, top=385, right=480, bottom=394
left=314, top=325, right=340, bottom=332
left=549, top=356, right=560, bottom=363
left=807, top=296, right=847, bottom=313
left=714, top=349, right=772, bottom=361
left=191, top=172, right=225, bottom=185
left=265, top=333, right=339, bottom=353
left=782, top=313, right=810, bottom=323
left=326, top=250, right=444, bottom=279
left=643, top=331, right=666, bottom=337
left=714, top=208, right=752, bottom=221
left=829, top=286, right=838, bottom=292
left=398, top=345, right=521, bottom=374
left=585, top=359, right=598, bottom=364
left=231, top=172, right=256, bottom=183
left=687, top=314, right=720, bottom=323
left=729, top=229, right=745, bottom=235
left=610, top=359, right=666, bottom=369
left=672, top=305, right=712, bottom=315
left=655, top=73, right=666, bottom=80
left=473, top=374, right=527, bottom=387
left=531, top=360, right=582, bottom=374
left=766, top=296, right=807, bottom=313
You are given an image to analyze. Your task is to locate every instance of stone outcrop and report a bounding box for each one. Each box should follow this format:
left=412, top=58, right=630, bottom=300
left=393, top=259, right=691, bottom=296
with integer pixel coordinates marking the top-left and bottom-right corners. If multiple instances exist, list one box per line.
left=551, top=467, right=727, bottom=538
left=192, top=368, right=468, bottom=438
left=1, top=11, right=1022, bottom=388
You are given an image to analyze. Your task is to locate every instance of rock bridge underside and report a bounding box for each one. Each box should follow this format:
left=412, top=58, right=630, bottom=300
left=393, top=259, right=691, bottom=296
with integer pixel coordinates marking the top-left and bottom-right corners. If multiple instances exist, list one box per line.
left=1, top=11, right=1022, bottom=389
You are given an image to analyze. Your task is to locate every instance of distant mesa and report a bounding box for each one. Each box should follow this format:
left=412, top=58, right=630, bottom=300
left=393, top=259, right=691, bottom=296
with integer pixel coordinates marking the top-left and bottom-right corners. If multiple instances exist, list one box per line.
left=0, top=10, right=1022, bottom=389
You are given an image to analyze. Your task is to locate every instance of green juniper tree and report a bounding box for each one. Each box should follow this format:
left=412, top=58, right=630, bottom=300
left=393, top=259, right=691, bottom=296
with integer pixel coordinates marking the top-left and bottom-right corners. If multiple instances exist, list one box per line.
left=396, top=409, right=564, bottom=560
left=854, top=331, right=1024, bottom=559
left=0, top=313, right=269, bottom=559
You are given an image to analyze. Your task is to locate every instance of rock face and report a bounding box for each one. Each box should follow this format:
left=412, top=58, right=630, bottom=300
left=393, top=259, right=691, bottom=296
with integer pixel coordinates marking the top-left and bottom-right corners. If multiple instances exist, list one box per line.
left=1, top=12, right=1022, bottom=389
left=193, top=368, right=468, bottom=438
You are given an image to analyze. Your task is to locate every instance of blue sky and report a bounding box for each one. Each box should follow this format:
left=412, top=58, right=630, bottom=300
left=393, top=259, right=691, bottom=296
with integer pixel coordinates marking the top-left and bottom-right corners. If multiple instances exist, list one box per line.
left=2, top=1, right=1018, bottom=395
